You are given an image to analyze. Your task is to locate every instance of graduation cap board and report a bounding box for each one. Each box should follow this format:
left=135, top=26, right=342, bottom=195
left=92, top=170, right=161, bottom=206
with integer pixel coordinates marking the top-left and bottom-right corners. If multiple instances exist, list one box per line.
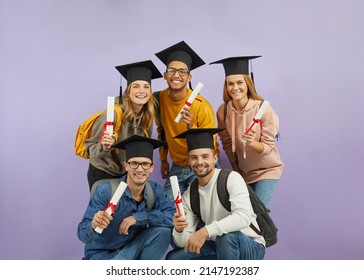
left=209, top=56, right=261, bottom=80
left=155, top=41, right=205, bottom=71
left=115, top=60, right=162, bottom=86
left=112, top=135, right=166, bottom=161
left=174, top=128, right=224, bottom=152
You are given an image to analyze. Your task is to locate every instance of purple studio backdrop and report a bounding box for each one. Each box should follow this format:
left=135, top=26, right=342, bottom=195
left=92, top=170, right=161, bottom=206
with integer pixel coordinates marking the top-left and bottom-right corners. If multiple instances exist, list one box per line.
left=0, top=0, right=363, bottom=260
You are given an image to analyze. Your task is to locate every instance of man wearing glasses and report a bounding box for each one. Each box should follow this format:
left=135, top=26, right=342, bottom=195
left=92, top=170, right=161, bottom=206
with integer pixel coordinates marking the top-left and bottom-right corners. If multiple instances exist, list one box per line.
left=77, top=135, right=175, bottom=260
left=154, top=41, right=220, bottom=200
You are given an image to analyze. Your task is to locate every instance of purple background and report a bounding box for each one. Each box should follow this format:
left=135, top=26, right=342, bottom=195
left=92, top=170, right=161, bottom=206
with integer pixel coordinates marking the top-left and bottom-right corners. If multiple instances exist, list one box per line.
left=1, top=0, right=363, bottom=260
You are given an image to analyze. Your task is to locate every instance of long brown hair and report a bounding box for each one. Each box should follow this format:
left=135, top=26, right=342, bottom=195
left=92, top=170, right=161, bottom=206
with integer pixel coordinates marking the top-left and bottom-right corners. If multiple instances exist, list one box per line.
left=121, top=83, right=155, bottom=131
left=222, top=75, right=264, bottom=103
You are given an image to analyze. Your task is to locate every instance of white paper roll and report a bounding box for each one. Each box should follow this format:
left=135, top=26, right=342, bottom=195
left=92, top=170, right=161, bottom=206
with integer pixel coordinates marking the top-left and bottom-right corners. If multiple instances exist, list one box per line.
left=95, top=181, right=128, bottom=234
left=242, top=100, right=270, bottom=143
left=105, top=96, right=115, bottom=135
left=174, top=82, right=204, bottom=123
left=170, top=176, right=185, bottom=218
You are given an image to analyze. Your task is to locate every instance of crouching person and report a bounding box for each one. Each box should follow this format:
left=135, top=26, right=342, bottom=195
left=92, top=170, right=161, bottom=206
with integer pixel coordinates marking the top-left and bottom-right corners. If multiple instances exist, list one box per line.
left=78, top=135, right=175, bottom=260
left=165, top=128, right=265, bottom=260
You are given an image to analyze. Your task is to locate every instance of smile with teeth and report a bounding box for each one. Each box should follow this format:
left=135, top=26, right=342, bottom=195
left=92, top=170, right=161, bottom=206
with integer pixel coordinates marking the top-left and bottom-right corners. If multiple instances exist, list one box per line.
left=133, top=172, right=146, bottom=178
left=135, top=94, right=147, bottom=99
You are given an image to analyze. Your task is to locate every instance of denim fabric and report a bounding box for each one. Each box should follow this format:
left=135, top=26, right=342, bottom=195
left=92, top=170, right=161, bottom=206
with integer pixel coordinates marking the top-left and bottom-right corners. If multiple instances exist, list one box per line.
left=111, top=227, right=172, bottom=260
left=248, top=179, right=278, bottom=207
left=77, top=177, right=175, bottom=260
left=163, top=157, right=221, bottom=201
left=165, top=231, right=265, bottom=260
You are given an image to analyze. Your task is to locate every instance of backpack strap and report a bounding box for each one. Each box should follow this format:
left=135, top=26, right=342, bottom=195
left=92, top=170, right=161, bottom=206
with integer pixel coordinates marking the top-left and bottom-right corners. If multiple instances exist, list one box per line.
left=153, top=91, right=161, bottom=126
left=90, top=177, right=155, bottom=210
left=223, top=102, right=228, bottom=124
left=113, top=103, right=123, bottom=141
left=216, top=168, right=232, bottom=212
left=190, top=178, right=202, bottom=221
left=190, top=169, right=232, bottom=220
left=259, top=99, right=264, bottom=108
left=246, top=185, right=263, bottom=235
left=215, top=169, right=262, bottom=236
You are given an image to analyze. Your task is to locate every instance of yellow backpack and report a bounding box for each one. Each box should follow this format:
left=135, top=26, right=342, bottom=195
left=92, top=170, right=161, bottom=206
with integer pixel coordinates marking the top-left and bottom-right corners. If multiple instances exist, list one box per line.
left=74, top=103, right=123, bottom=159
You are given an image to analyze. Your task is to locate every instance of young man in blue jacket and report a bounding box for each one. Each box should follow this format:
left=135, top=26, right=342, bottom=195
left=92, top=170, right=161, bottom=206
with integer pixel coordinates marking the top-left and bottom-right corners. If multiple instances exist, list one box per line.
left=78, top=135, right=175, bottom=260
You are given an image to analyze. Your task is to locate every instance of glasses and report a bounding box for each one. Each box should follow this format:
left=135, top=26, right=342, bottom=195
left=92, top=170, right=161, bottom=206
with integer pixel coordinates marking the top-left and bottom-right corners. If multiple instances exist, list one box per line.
left=127, top=161, right=153, bottom=170
left=166, top=67, right=190, bottom=77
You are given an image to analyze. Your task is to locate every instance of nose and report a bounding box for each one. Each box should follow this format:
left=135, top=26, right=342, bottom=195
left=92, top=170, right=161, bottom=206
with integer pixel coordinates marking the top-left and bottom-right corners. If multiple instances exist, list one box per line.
left=196, top=156, right=204, bottom=164
left=136, top=164, right=144, bottom=171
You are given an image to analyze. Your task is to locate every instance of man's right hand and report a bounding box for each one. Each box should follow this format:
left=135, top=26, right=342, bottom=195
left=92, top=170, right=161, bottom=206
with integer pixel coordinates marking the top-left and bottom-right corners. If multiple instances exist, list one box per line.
left=173, top=212, right=188, bottom=233
left=92, top=210, right=113, bottom=230
left=160, top=160, right=170, bottom=179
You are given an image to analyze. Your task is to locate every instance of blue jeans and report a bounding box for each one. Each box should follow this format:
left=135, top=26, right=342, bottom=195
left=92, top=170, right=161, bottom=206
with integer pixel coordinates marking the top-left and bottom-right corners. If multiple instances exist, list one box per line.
left=165, top=231, right=265, bottom=260
left=111, top=227, right=172, bottom=260
left=164, top=157, right=221, bottom=201
left=248, top=179, right=278, bottom=207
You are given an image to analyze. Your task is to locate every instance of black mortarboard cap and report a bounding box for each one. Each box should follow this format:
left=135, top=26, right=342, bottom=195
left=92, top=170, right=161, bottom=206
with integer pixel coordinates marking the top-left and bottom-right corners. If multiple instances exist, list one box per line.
left=112, top=135, right=166, bottom=161
left=115, top=60, right=162, bottom=86
left=209, top=56, right=261, bottom=76
left=174, top=128, right=224, bottom=151
left=155, top=41, right=205, bottom=71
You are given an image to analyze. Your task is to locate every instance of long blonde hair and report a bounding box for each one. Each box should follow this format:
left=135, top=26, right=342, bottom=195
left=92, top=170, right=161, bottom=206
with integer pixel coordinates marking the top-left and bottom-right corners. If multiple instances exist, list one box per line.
left=121, top=83, right=155, bottom=131
left=222, top=75, right=264, bottom=103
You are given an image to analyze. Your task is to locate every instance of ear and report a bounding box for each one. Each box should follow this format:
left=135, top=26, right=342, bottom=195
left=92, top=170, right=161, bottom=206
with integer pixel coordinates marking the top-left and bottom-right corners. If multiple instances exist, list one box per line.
left=188, top=73, right=192, bottom=83
left=163, top=72, right=168, bottom=80
left=149, top=163, right=155, bottom=173
left=213, top=151, right=218, bottom=163
left=123, top=161, right=129, bottom=171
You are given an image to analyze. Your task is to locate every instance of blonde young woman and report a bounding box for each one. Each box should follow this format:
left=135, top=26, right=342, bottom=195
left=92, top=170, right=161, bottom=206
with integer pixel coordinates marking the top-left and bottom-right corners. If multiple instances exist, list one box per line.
left=85, top=60, right=162, bottom=190
left=211, top=56, right=284, bottom=206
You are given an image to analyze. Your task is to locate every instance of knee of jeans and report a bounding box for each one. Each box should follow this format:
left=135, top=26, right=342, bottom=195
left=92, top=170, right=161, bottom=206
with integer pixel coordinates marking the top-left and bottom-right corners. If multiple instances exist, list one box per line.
left=165, top=248, right=185, bottom=260
left=155, top=228, right=172, bottom=242
left=216, top=232, right=240, bottom=247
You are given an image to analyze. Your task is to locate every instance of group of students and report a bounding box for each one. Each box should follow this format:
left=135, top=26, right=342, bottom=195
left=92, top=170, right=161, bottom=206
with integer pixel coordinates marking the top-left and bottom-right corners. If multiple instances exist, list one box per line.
left=77, top=41, right=284, bottom=260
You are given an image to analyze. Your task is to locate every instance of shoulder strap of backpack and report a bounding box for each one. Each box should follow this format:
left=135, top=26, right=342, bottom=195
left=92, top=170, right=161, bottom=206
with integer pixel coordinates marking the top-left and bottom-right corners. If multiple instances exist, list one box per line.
left=144, top=181, right=155, bottom=210
left=153, top=91, right=161, bottom=126
left=190, top=178, right=202, bottom=221
left=223, top=102, right=228, bottom=124
left=90, top=178, right=122, bottom=200
left=113, top=103, right=123, bottom=140
left=90, top=178, right=155, bottom=210
left=215, top=169, right=262, bottom=235
left=216, top=168, right=232, bottom=212
left=259, top=99, right=264, bottom=108
left=246, top=185, right=263, bottom=235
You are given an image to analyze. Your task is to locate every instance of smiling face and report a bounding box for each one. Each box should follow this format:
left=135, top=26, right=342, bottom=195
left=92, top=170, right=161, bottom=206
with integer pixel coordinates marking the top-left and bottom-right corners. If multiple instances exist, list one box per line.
left=164, top=60, right=191, bottom=91
left=188, top=148, right=217, bottom=181
left=124, top=157, right=154, bottom=187
left=129, top=80, right=152, bottom=106
left=225, top=74, right=248, bottom=102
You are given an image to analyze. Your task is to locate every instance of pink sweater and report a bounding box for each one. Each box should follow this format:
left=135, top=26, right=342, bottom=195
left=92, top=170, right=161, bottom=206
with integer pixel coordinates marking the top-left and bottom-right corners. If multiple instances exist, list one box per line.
left=216, top=99, right=284, bottom=184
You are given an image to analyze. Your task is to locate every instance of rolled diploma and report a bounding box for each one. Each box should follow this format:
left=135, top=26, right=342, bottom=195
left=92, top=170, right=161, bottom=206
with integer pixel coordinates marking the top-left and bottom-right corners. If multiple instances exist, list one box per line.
left=242, top=100, right=270, bottom=143
left=174, top=82, right=204, bottom=123
left=105, top=96, right=115, bottom=136
left=95, top=181, right=128, bottom=234
left=170, top=176, right=185, bottom=218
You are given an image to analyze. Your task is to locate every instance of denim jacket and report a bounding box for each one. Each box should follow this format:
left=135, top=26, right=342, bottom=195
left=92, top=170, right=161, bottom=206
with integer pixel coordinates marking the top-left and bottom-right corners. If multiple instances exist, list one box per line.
left=77, top=176, right=175, bottom=259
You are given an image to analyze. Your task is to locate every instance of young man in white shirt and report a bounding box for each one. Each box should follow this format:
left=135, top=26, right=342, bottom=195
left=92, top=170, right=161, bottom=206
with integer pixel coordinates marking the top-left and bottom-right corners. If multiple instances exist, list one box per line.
left=165, top=128, right=265, bottom=260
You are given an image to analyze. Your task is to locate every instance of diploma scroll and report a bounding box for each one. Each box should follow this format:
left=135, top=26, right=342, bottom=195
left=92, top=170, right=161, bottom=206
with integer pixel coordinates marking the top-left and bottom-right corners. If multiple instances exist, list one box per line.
left=170, top=176, right=185, bottom=218
left=242, top=100, right=270, bottom=143
left=95, top=181, right=128, bottom=234
left=174, top=82, right=204, bottom=123
left=105, top=96, right=115, bottom=136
